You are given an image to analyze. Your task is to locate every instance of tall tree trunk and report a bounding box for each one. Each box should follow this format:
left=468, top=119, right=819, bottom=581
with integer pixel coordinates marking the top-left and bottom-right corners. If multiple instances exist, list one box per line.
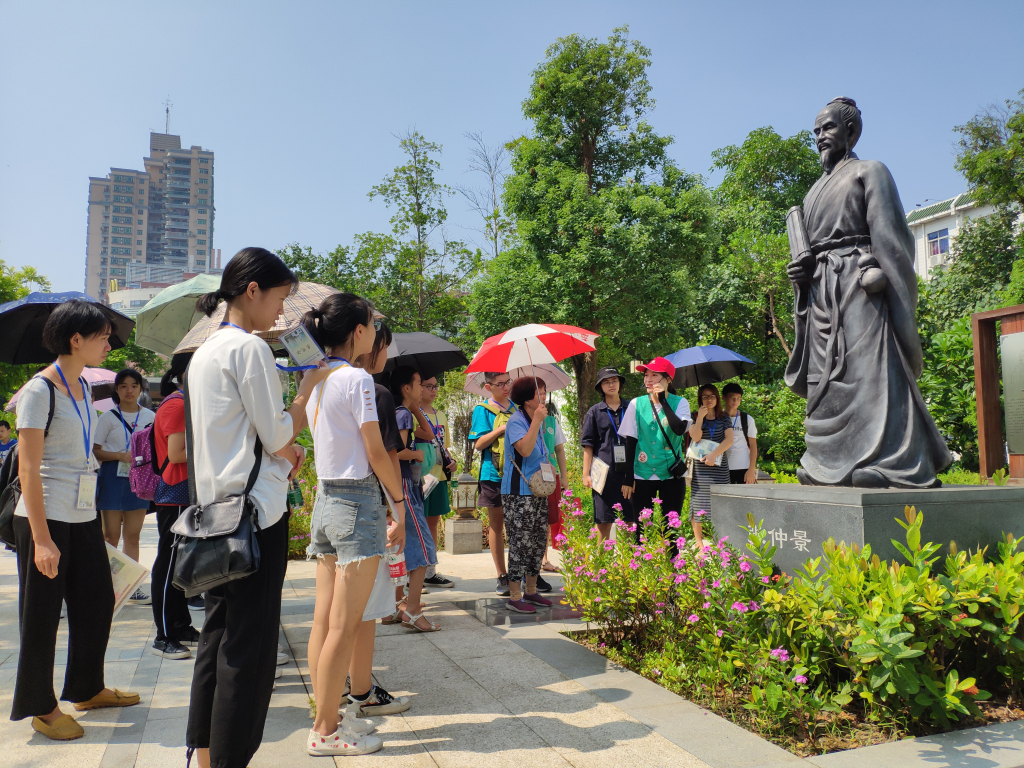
left=767, top=290, right=792, bottom=358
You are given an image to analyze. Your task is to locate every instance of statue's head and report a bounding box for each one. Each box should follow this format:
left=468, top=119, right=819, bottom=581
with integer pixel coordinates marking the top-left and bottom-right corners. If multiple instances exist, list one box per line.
left=814, top=97, right=862, bottom=172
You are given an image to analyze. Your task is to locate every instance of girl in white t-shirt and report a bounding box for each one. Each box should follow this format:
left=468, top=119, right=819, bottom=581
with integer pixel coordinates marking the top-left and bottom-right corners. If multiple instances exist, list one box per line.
left=93, top=368, right=153, bottom=603
left=184, top=248, right=327, bottom=768
left=302, top=293, right=407, bottom=757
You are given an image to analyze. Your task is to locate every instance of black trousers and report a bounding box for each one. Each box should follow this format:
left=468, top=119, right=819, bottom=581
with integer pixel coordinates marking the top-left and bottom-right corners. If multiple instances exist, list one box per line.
left=11, top=515, right=114, bottom=720
left=186, top=512, right=289, bottom=768
left=730, top=469, right=749, bottom=484
left=151, top=505, right=194, bottom=642
left=631, top=478, right=686, bottom=557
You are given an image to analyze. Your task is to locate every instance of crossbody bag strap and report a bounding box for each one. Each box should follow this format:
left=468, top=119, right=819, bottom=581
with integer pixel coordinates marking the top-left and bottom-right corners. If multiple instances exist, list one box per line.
left=183, top=370, right=198, bottom=506
left=650, top=397, right=682, bottom=461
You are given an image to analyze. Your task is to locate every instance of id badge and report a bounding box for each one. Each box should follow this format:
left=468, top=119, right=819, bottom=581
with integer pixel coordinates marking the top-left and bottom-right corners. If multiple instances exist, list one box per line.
left=77, top=474, right=98, bottom=510
left=117, top=461, right=131, bottom=478
left=540, top=462, right=555, bottom=483
left=613, top=444, right=626, bottom=465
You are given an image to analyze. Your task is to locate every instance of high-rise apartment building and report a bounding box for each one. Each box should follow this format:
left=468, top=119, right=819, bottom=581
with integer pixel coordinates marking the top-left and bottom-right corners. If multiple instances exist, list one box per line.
left=84, top=132, right=216, bottom=302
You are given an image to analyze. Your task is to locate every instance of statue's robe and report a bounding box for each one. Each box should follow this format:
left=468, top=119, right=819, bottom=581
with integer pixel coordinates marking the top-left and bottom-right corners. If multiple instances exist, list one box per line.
left=785, top=153, right=952, bottom=487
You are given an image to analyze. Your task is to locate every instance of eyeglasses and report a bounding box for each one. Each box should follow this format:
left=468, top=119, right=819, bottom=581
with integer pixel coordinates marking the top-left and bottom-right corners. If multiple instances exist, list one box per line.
left=423, top=384, right=439, bottom=391
left=701, top=395, right=718, bottom=401
left=488, top=379, right=513, bottom=389
left=372, top=318, right=382, bottom=331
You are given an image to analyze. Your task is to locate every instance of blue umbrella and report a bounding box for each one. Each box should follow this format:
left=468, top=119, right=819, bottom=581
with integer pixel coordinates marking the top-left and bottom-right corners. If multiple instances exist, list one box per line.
left=664, top=345, right=756, bottom=389
left=0, top=291, right=135, bottom=365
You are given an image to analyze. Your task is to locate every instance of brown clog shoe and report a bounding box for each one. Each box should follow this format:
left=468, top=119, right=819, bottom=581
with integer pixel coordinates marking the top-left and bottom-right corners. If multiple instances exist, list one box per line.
left=32, top=714, right=85, bottom=740
left=73, top=688, right=141, bottom=711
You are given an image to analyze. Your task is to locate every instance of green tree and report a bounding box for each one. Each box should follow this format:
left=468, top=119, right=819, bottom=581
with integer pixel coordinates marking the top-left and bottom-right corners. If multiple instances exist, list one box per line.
left=491, top=26, right=717, bottom=425
left=704, top=127, right=821, bottom=371
left=0, top=260, right=50, bottom=403
left=954, top=88, right=1024, bottom=210
left=101, top=328, right=164, bottom=376
left=359, top=131, right=481, bottom=339
left=276, top=243, right=356, bottom=290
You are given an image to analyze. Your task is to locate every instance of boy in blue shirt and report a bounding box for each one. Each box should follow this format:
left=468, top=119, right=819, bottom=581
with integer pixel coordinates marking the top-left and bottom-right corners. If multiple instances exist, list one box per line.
left=0, top=420, right=16, bottom=466
left=468, top=372, right=516, bottom=596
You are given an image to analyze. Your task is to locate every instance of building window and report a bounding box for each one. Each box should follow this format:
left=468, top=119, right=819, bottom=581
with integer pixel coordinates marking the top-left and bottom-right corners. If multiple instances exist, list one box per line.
left=113, top=195, right=132, bottom=203
left=196, top=249, right=206, bottom=255
left=113, top=174, right=134, bottom=183
left=137, top=219, right=143, bottom=224
left=112, top=226, right=130, bottom=233
left=112, top=236, right=131, bottom=244
left=136, top=240, right=142, bottom=245
left=113, top=185, right=133, bottom=193
left=200, top=168, right=209, bottom=174
left=199, top=158, right=209, bottom=164
left=928, top=228, right=950, bottom=258
left=198, top=209, right=207, bottom=214
left=197, top=229, right=207, bottom=234
left=136, top=250, right=143, bottom=256
left=111, top=247, right=131, bottom=254
left=198, top=199, right=208, bottom=205
left=197, top=239, right=207, bottom=245
left=198, top=179, right=208, bottom=184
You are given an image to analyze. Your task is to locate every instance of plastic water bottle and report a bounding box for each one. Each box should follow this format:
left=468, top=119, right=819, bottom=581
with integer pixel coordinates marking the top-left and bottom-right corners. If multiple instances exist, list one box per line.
left=287, top=479, right=304, bottom=509
left=387, top=546, right=408, bottom=586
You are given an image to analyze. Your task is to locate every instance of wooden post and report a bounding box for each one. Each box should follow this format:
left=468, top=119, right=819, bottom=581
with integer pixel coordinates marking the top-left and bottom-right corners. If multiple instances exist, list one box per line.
left=971, top=305, right=1024, bottom=479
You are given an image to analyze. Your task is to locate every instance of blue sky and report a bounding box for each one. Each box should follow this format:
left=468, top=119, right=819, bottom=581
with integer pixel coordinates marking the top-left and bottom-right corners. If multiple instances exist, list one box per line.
left=1, top=0, right=1022, bottom=293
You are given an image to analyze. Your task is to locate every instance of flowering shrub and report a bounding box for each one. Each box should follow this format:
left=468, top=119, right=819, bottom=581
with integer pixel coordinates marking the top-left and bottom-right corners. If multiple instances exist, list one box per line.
left=559, top=494, right=1024, bottom=751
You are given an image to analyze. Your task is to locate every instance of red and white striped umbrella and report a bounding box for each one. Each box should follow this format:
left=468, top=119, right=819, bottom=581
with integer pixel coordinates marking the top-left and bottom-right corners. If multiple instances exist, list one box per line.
left=465, top=323, right=599, bottom=374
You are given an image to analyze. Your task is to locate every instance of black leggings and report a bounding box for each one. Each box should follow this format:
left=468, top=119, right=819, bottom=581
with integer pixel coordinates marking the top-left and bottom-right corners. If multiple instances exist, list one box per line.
left=151, top=505, right=194, bottom=642
left=12, top=515, right=114, bottom=720
left=186, top=512, right=289, bottom=768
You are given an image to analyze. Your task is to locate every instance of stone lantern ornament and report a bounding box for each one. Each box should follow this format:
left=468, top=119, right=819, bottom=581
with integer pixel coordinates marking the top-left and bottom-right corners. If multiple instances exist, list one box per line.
left=445, top=472, right=483, bottom=554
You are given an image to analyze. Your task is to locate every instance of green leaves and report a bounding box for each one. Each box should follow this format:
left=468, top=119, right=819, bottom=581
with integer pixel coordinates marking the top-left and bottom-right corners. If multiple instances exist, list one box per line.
left=954, top=88, right=1024, bottom=211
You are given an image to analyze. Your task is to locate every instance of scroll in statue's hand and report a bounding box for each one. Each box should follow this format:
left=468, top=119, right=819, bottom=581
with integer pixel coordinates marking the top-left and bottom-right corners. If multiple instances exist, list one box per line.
left=787, top=260, right=810, bottom=285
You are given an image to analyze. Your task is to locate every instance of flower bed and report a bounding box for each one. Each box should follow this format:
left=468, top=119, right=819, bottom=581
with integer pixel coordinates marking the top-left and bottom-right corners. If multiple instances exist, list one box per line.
left=557, top=492, right=1024, bottom=756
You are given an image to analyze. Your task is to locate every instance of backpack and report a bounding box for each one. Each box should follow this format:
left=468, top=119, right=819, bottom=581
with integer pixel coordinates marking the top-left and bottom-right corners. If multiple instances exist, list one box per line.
left=0, top=378, right=57, bottom=549
left=129, top=391, right=182, bottom=502
left=481, top=402, right=515, bottom=478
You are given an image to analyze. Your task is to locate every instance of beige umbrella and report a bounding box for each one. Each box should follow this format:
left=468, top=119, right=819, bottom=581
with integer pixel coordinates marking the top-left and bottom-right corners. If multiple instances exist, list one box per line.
left=173, top=282, right=339, bottom=354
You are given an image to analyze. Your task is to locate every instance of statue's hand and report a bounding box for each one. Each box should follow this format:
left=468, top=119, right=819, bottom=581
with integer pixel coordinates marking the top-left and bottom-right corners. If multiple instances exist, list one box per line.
left=787, top=260, right=810, bottom=285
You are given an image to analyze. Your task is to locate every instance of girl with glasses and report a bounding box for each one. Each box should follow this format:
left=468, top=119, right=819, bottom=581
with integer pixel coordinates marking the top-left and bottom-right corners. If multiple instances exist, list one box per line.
left=687, top=384, right=734, bottom=549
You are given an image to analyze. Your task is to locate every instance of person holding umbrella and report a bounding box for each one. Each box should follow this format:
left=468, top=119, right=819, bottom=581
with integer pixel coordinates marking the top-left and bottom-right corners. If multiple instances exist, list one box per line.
left=11, top=299, right=141, bottom=740
left=688, top=384, right=734, bottom=549
left=581, top=367, right=633, bottom=539
left=619, top=357, right=691, bottom=530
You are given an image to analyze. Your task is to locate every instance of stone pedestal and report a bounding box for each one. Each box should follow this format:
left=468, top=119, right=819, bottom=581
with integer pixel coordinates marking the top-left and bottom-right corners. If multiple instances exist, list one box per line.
left=445, top=517, right=483, bottom=555
left=710, top=484, right=1024, bottom=576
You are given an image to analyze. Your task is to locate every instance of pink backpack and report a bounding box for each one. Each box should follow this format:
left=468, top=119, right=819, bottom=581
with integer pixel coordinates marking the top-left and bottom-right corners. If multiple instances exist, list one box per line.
left=129, top=392, right=182, bottom=501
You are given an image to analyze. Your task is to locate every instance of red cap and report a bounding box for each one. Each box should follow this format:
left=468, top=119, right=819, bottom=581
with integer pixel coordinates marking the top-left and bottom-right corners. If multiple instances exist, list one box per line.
left=636, top=356, right=675, bottom=379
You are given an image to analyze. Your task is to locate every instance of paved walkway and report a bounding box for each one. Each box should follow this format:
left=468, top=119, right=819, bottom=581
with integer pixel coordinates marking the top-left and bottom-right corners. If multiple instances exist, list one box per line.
left=0, top=517, right=711, bottom=768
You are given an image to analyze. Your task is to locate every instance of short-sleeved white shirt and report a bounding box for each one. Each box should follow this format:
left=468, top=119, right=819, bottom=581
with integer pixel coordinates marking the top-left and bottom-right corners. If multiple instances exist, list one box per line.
left=187, top=327, right=295, bottom=529
left=305, top=361, right=378, bottom=480
left=94, top=407, right=155, bottom=453
left=618, top=396, right=691, bottom=440
left=725, top=412, right=758, bottom=470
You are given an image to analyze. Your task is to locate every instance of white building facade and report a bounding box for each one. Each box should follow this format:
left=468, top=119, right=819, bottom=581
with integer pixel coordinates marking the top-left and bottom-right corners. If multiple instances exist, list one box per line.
left=905, top=193, right=996, bottom=280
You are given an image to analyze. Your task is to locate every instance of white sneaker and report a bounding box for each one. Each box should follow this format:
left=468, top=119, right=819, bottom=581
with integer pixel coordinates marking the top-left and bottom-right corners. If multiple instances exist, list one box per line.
left=276, top=651, right=289, bottom=666
left=337, top=699, right=375, bottom=734
left=278, top=643, right=285, bottom=654
left=307, top=728, right=382, bottom=756
left=275, top=666, right=283, bottom=679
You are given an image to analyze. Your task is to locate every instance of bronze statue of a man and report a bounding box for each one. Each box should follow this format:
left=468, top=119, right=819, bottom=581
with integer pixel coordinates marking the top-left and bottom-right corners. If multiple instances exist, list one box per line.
left=784, top=97, right=951, bottom=488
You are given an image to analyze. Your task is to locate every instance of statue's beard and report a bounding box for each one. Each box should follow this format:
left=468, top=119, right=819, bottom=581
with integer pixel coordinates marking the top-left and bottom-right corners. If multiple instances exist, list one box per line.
left=820, top=145, right=847, bottom=172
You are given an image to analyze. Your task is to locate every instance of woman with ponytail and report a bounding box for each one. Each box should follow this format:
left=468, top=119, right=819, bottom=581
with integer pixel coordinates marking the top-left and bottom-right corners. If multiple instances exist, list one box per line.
left=302, top=293, right=407, bottom=757
left=184, top=248, right=328, bottom=768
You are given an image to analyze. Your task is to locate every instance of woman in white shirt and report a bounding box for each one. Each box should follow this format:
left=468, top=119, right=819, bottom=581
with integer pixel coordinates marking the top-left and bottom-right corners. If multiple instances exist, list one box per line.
left=93, top=368, right=153, bottom=604
left=302, top=293, right=407, bottom=757
left=184, top=248, right=327, bottom=768
left=13, top=299, right=140, bottom=741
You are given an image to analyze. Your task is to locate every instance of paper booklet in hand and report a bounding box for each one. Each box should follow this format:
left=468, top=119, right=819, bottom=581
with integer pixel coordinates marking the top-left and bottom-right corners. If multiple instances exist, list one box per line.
left=106, top=544, right=150, bottom=618
left=422, top=473, right=440, bottom=499
left=686, top=439, right=724, bottom=466
left=278, top=324, right=327, bottom=369
left=590, top=456, right=610, bottom=495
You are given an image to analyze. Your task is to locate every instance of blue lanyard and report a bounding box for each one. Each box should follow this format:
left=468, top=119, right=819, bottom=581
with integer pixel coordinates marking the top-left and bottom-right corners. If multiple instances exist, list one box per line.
left=705, top=415, right=718, bottom=441
left=732, top=413, right=740, bottom=433
left=117, top=405, right=141, bottom=450
left=219, top=321, right=246, bottom=331
left=54, top=365, right=91, bottom=463
left=422, top=407, right=442, bottom=438
left=605, top=405, right=623, bottom=443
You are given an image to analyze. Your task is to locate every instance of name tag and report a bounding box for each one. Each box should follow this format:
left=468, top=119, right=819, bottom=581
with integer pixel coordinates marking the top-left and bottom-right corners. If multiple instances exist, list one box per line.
left=77, top=474, right=98, bottom=510
left=613, top=444, right=626, bottom=464
left=539, top=462, right=555, bottom=483
left=117, top=461, right=131, bottom=478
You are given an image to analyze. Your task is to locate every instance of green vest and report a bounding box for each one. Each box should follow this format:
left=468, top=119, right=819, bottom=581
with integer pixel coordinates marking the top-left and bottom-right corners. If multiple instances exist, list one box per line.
left=635, top=394, right=684, bottom=480
left=542, top=415, right=559, bottom=468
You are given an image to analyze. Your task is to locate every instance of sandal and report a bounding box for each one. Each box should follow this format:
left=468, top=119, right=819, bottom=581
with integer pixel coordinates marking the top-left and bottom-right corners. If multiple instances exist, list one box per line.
left=401, top=610, right=440, bottom=633
left=380, top=602, right=406, bottom=625
left=541, top=562, right=561, bottom=573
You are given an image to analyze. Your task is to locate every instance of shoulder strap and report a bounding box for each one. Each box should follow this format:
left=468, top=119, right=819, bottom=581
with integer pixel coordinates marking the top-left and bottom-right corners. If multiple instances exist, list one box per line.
left=740, top=411, right=749, bottom=438
left=112, top=410, right=133, bottom=433
left=481, top=402, right=501, bottom=416
left=649, top=396, right=682, bottom=461
left=183, top=369, right=262, bottom=506
left=42, top=378, right=56, bottom=438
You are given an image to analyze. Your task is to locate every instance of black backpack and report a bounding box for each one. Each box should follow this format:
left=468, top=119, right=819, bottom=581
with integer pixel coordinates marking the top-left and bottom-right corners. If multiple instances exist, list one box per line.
left=0, top=378, right=57, bottom=549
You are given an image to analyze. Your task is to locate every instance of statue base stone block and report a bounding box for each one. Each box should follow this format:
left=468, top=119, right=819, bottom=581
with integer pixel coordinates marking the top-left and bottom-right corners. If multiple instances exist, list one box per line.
left=445, top=517, right=483, bottom=555
left=710, top=485, right=1024, bottom=576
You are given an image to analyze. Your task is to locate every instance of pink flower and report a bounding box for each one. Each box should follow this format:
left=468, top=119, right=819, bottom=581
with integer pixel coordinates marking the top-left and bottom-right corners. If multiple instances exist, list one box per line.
left=747, top=601, right=759, bottom=611
left=687, top=614, right=699, bottom=623
left=667, top=517, right=682, bottom=529
left=712, top=579, right=721, bottom=589
left=655, top=610, right=663, bottom=615
left=642, top=553, right=654, bottom=561
left=731, top=601, right=749, bottom=613
left=667, top=509, right=680, bottom=519
left=613, top=502, right=623, bottom=512
left=615, top=519, right=628, bottom=529
left=761, top=576, right=771, bottom=584
left=594, top=597, right=602, bottom=602
left=629, top=560, right=640, bottom=570
left=639, top=509, right=653, bottom=521
left=770, top=648, right=790, bottom=662
left=718, top=536, right=729, bottom=546
left=652, top=496, right=662, bottom=504
left=555, top=533, right=567, bottom=545
left=563, top=489, right=573, bottom=498
left=740, top=561, right=752, bottom=573
left=702, top=601, right=711, bottom=609
left=603, top=540, right=615, bottom=551
left=676, top=537, right=687, bottom=548
left=793, top=674, right=808, bottom=684
left=696, top=509, right=707, bottom=517
left=673, top=574, right=687, bottom=584
left=716, top=629, right=724, bottom=638
left=628, top=524, right=637, bottom=533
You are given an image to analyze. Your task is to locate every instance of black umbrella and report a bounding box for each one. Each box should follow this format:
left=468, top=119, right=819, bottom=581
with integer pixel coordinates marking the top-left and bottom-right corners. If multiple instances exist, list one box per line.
left=383, top=332, right=468, bottom=380
left=0, top=291, right=135, bottom=365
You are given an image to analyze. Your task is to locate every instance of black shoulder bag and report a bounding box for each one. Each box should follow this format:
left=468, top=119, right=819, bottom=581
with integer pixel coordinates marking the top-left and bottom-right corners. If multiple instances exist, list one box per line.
left=0, top=378, right=57, bottom=549
left=171, top=371, right=262, bottom=597
left=651, top=396, right=687, bottom=480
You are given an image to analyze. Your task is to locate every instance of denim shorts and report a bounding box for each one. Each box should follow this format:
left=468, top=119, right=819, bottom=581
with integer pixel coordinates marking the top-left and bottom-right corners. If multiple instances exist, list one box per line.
left=307, top=476, right=387, bottom=566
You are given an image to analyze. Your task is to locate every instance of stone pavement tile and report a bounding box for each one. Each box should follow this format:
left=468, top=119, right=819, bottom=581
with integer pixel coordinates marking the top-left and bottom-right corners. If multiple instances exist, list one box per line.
left=406, top=718, right=575, bottom=768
